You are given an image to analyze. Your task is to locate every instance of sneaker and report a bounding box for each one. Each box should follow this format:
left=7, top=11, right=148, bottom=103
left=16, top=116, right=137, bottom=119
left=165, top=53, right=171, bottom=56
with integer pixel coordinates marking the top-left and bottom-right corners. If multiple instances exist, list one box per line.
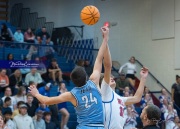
left=64, top=125, right=69, bottom=129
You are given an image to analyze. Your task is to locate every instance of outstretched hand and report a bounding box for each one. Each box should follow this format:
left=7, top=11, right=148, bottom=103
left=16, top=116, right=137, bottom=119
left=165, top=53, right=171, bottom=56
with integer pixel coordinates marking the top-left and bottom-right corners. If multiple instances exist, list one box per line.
left=140, top=67, right=149, bottom=79
left=101, top=26, right=109, bottom=40
left=28, top=85, right=39, bottom=97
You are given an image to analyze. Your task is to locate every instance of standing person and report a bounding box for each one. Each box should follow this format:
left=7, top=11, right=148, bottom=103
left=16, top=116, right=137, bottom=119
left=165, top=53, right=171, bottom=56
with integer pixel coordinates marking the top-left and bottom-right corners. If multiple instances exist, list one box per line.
left=29, top=26, right=110, bottom=129
left=13, top=104, right=34, bottom=129
left=57, top=82, right=69, bottom=129
left=171, top=75, right=180, bottom=116
left=140, top=104, right=161, bottom=129
left=99, top=30, right=148, bottom=129
left=26, top=93, right=37, bottom=117
left=118, top=56, right=137, bottom=87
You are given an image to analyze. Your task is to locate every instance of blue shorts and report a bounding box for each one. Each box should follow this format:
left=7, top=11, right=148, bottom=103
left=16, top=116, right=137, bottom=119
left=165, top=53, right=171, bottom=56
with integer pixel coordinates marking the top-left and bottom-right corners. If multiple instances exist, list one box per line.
left=76, top=125, right=104, bottom=129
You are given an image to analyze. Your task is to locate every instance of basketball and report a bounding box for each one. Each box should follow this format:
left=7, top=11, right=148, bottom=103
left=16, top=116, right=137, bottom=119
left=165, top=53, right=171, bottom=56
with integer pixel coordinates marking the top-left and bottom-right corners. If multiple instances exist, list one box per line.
left=80, top=5, right=100, bottom=25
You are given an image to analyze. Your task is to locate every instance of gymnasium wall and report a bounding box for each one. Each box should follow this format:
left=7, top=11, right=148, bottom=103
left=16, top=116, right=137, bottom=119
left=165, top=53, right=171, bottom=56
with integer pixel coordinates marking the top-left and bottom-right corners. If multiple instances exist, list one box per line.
left=9, top=0, right=180, bottom=91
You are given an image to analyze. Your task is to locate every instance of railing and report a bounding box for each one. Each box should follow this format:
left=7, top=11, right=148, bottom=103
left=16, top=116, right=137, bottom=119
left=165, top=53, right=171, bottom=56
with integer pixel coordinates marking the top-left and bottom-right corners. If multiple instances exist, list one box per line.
left=136, top=59, right=180, bottom=112
left=0, top=39, right=98, bottom=66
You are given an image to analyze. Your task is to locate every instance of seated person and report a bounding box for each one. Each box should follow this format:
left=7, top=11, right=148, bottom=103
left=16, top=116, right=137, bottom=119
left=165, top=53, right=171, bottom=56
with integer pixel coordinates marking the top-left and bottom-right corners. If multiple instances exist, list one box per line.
left=159, top=88, right=171, bottom=104
left=2, top=97, right=12, bottom=115
left=14, top=27, right=24, bottom=43
left=9, top=69, right=23, bottom=95
left=115, top=72, right=130, bottom=95
left=0, top=69, right=9, bottom=93
left=140, top=93, right=154, bottom=108
left=36, top=102, right=50, bottom=113
left=25, top=68, right=44, bottom=88
left=48, top=58, right=63, bottom=85
left=34, top=57, right=47, bottom=75
left=13, top=86, right=27, bottom=105
left=37, top=26, right=53, bottom=45
left=33, top=110, right=46, bottom=129
left=24, top=27, right=35, bottom=43
left=44, top=112, right=56, bottom=129
left=0, top=23, right=14, bottom=41
left=38, top=83, right=51, bottom=97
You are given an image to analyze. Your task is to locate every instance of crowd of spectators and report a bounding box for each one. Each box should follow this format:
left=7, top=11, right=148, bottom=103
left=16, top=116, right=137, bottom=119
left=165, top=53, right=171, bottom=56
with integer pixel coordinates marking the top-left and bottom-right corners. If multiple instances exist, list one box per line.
left=115, top=56, right=180, bottom=129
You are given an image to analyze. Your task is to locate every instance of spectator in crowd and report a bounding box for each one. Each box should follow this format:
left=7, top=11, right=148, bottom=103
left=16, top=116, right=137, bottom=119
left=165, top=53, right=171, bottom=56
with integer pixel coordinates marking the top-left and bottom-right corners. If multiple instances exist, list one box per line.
left=84, top=59, right=93, bottom=77
left=24, top=27, right=35, bottom=43
left=25, top=68, right=44, bottom=88
left=38, top=83, right=51, bottom=97
left=14, top=28, right=24, bottom=43
left=13, top=103, right=34, bottom=129
left=76, top=59, right=84, bottom=68
left=160, top=98, right=169, bottom=118
left=37, top=27, right=53, bottom=45
left=44, top=112, right=56, bottom=129
left=140, top=104, right=161, bottom=129
left=12, top=101, right=25, bottom=118
left=34, top=57, right=47, bottom=75
left=164, top=104, right=178, bottom=129
left=0, top=113, right=8, bottom=129
left=9, top=69, right=23, bottom=95
left=124, top=106, right=138, bottom=129
left=0, top=23, right=14, bottom=41
left=26, top=93, right=37, bottom=117
left=0, top=69, right=9, bottom=94
left=142, top=87, right=150, bottom=99
left=14, top=86, right=27, bottom=105
left=33, top=110, right=46, bottom=129
left=2, top=87, right=16, bottom=111
left=48, top=104, right=59, bottom=129
left=4, top=110, right=15, bottom=129
left=115, top=72, right=130, bottom=95
left=1, top=97, right=12, bottom=115
left=119, top=56, right=136, bottom=87
left=48, top=58, right=63, bottom=85
left=36, top=102, right=50, bottom=113
left=173, top=116, right=180, bottom=129
left=159, top=88, right=171, bottom=104
left=28, top=81, right=39, bottom=108
left=57, top=82, right=69, bottom=129
left=6, top=53, right=15, bottom=76
left=171, top=75, right=180, bottom=113
left=124, top=91, right=130, bottom=97
left=141, top=93, right=154, bottom=109
left=26, top=44, right=38, bottom=60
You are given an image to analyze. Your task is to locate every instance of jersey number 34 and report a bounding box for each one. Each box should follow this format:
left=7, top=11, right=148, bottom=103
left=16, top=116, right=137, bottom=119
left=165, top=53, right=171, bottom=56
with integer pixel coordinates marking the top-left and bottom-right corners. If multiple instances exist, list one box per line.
left=82, top=93, right=98, bottom=108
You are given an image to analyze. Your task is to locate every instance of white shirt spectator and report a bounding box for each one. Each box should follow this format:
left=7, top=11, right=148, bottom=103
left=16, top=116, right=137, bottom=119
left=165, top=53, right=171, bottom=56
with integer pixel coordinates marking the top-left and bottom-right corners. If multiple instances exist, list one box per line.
left=2, top=96, right=16, bottom=111
left=119, top=62, right=136, bottom=74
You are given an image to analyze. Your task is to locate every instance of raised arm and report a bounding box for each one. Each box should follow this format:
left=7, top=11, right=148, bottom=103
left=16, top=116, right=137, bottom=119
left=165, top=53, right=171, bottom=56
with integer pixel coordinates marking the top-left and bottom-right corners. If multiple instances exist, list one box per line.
left=29, top=85, right=76, bottom=106
left=103, top=44, right=112, bottom=84
left=89, top=27, right=109, bottom=86
left=125, top=68, right=148, bottom=105
left=118, top=63, right=128, bottom=74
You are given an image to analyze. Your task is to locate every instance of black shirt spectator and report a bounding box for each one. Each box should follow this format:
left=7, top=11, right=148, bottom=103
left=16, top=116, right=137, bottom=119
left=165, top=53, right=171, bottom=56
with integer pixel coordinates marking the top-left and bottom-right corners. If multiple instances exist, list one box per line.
left=44, top=112, right=56, bottom=129
left=0, top=23, right=14, bottom=41
left=37, top=27, right=50, bottom=41
left=9, top=69, right=23, bottom=95
left=26, top=93, right=37, bottom=117
left=143, top=125, right=160, bottom=129
left=84, top=59, right=93, bottom=77
left=171, top=75, right=180, bottom=110
left=2, top=97, right=12, bottom=115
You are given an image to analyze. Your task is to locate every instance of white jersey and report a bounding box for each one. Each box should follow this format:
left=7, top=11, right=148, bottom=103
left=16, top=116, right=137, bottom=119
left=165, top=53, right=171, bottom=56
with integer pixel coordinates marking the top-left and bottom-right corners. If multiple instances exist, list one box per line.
left=124, top=116, right=137, bottom=129
left=164, top=112, right=177, bottom=129
left=101, top=79, right=128, bottom=129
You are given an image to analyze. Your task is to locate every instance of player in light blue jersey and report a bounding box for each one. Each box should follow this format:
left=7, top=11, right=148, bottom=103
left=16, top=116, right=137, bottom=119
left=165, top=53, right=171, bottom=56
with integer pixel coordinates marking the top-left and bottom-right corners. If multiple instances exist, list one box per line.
left=29, top=26, right=110, bottom=129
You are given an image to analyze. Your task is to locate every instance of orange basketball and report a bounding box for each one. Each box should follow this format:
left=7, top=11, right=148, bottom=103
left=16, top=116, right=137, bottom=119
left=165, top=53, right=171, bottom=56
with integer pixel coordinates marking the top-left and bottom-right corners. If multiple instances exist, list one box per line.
left=80, top=5, right=100, bottom=25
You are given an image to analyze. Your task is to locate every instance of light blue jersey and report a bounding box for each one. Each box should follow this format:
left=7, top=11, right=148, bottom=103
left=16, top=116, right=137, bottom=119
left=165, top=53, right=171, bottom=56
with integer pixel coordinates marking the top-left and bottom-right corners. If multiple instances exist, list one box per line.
left=71, top=80, right=104, bottom=128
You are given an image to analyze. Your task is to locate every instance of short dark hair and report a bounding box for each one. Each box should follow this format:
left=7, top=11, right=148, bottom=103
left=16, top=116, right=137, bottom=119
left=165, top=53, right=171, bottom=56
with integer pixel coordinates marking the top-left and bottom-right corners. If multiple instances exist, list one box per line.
left=145, top=104, right=161, bottom=123
left=70, top=66, right=87, bottom=87
left=17, top=101, right=25, bottom=107
left=51, top=58, right=57, bottom=63
left=44, top=111, right=52, bottom=116
left=3, top=110, right=12, bottom=115
left=4, top=97, right=11, bottom=103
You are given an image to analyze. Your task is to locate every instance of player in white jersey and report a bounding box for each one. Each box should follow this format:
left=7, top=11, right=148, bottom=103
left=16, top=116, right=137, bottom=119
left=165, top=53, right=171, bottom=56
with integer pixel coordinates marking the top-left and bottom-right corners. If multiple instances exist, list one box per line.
left=100, top=33, right=148, bottom=129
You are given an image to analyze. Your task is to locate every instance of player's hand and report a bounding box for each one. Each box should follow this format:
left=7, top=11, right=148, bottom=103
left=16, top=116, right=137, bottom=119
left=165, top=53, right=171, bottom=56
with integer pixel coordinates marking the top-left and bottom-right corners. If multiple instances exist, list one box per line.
left=101, top=26, right=109, bottom=40
left=140, top=67, right=149, bottom=79
left=28, top=85, right=39, bottom=97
